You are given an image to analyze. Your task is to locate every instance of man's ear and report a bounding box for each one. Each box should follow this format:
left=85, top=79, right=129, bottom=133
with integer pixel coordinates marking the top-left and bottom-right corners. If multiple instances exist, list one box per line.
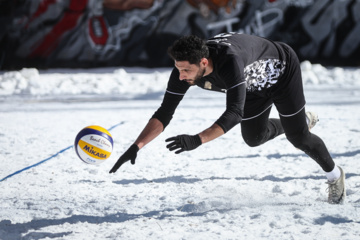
left=200, top=58, right=209, bottom=67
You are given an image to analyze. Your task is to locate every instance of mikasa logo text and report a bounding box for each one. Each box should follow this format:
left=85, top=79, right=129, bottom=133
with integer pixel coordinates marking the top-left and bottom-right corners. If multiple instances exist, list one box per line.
left=90, top=136, right=111, bottom=148
left=83, top=145, right=107, bottom=159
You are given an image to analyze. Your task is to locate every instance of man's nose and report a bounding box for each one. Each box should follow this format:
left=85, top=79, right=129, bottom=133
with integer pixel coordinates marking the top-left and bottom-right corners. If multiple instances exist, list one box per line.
left=179, top=73, right=187, bottom=80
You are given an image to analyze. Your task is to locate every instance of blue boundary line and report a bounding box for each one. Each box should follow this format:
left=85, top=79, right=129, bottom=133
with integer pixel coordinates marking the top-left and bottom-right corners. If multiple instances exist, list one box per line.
left=0, top=146, right=73, bottom=182
left=0, top=122, right=125, bottom=183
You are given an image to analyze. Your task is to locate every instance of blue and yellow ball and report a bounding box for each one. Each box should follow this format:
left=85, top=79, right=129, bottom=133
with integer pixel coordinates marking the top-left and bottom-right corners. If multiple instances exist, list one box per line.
left=74, top=125, right=113, bottom=165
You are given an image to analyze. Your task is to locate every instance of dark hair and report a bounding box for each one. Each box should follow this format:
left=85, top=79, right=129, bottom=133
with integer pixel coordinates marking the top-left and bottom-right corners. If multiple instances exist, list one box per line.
left=167, top=35, right=209, bottom=65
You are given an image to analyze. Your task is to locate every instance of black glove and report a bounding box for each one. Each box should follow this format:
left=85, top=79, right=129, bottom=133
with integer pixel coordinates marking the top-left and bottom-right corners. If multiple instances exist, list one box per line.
left=109, top=144, right=139, bottom=173
left=165, top=134, right=202, bottom=154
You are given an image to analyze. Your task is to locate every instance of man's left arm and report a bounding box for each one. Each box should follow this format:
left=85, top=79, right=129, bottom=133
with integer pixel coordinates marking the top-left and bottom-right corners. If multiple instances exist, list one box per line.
left=165, top=83, right=246, bottom=154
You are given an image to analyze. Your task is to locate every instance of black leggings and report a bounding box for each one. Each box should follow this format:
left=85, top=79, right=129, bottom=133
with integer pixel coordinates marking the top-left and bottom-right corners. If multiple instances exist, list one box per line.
left=241, top=107, right=335, bottom=172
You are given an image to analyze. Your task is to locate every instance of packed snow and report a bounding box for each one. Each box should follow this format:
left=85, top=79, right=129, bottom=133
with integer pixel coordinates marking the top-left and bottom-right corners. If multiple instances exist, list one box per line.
left=0, top=61, right=360, bottom=239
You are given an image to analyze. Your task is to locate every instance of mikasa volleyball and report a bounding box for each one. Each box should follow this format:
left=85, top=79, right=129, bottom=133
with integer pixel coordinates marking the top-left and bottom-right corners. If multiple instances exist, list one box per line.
left=74, top=125, right=113, bottom=165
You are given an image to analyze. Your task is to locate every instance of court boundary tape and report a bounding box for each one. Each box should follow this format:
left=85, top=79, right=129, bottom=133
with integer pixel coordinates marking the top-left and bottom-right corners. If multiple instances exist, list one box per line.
left=0, top=122, right=125, bottom=182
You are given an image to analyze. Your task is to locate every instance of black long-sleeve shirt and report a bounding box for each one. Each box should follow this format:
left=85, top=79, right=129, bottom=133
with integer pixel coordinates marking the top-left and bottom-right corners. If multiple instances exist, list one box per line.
left=152, top=33, right=287, bottom=133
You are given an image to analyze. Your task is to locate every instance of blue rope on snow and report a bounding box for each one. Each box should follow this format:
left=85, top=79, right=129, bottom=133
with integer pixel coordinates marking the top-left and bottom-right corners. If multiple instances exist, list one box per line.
left=0, top=146, right=73, bottom=182
left=0, top=122, right=125, bottom=183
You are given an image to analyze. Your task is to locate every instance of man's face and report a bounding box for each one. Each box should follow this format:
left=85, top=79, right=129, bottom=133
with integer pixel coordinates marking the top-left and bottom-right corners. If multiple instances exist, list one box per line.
left=174, top=60, right=206, bottom=86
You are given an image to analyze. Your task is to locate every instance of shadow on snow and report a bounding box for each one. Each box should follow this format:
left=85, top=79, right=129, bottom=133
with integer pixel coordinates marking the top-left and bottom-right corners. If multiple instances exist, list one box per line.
left=112, top=173, right=359, bottom=185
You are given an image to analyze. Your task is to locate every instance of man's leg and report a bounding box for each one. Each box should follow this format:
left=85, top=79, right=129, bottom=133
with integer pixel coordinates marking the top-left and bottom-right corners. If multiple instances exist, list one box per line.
left=280, top=108, right=345, bottom=204
left=241, top=107, right=284, bottom=147
left=272, top=44, right=336, bottom=173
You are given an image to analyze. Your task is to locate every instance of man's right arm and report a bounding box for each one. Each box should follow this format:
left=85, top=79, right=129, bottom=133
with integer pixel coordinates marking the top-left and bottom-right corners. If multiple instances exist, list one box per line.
left=134, top=68, right=190, bottom=149
left=109, top=68, right=189, bottom=173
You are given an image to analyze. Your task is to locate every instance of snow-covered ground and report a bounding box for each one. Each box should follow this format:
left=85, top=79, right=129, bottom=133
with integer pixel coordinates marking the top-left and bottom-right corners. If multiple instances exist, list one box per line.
left=0, top=61, right=360, bottom=239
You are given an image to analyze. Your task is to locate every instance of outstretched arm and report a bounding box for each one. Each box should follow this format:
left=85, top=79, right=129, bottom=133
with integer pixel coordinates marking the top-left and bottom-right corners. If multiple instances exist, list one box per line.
left=110, top=69, right=189, bottom=173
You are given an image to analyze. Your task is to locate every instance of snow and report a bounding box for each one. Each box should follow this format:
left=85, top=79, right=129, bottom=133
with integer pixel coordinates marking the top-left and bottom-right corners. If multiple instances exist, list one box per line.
left=0, top=61, right=360, bottom=239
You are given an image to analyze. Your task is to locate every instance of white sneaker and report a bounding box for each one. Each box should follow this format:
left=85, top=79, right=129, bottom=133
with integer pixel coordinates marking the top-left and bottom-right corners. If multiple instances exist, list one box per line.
left=306, top=111, right=319, bottom=130
left=327, top=166, right=346, bottom=204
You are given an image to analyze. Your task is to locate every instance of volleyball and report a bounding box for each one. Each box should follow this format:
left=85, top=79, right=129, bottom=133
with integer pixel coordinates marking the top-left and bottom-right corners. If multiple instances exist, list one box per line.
left=74, top=125, right=113, bottom=165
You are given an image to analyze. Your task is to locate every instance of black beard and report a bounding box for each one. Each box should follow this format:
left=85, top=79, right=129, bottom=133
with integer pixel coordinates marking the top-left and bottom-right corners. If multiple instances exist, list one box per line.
left=191, top=67, right=206, bottom=86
